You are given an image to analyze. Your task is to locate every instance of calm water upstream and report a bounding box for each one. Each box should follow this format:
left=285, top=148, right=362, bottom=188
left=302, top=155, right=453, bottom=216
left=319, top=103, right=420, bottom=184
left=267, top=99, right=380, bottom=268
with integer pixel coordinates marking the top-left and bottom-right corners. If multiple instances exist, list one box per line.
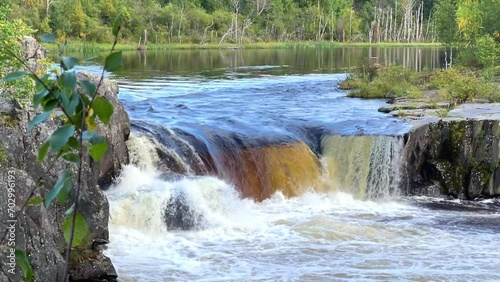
left=69, top=47, right=500, bottom=281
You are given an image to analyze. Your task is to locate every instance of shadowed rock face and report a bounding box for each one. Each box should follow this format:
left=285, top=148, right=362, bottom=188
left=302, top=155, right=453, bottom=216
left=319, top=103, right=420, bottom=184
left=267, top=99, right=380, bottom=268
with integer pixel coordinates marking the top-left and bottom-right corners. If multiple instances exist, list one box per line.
left=0, top=39, right=128, bottom=281
left=404, top=119, right=500, bottom=199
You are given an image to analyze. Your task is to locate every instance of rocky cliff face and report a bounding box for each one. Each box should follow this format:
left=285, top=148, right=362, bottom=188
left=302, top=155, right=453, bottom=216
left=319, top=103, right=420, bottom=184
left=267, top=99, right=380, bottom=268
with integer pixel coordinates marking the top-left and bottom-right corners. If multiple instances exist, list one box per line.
left=403, top=105, right=500, bottom=199
left=0, top=38, right=129, bottom=281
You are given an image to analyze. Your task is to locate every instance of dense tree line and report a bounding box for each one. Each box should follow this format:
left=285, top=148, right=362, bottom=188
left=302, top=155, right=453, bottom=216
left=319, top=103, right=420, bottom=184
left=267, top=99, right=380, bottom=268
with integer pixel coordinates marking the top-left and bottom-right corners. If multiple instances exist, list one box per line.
left=0, top=0, right=499, bottom=49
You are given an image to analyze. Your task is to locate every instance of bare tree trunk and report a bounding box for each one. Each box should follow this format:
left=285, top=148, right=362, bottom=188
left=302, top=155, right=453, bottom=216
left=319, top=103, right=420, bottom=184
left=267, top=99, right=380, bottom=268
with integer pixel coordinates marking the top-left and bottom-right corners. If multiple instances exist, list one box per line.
left=202, top=21, right=214, bottom=44
left=232, top=0, right=241, bottom=44
left=178, top=3, right=185, bottom=44
left=240, top=18, right=253, bottom=44
left=388, top=9, right=393, bottom=42
left=46, top=0, right=54, bottom=15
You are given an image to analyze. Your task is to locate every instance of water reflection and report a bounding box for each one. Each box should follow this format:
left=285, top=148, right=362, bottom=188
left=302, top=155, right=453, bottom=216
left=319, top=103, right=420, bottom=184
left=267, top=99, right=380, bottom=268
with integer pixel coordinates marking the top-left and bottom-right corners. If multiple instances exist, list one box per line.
left=122, top=47, right=443, bottom=78
left=55, top=46, right=444, bottom=79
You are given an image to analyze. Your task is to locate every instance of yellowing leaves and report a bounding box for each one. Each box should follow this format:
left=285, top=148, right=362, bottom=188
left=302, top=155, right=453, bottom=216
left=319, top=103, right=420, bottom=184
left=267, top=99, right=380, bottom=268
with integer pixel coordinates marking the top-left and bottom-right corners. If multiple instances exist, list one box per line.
left=458, top=18, right=468, bottom=30
left=85, top=107, right=96, bottom=131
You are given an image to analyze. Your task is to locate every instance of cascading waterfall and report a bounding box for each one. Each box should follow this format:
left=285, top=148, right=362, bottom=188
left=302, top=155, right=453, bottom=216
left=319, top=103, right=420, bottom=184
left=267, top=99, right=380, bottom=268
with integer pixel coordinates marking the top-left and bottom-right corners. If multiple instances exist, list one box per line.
left=109, top=125, right=406, bottom=234
left=366, top=136, right=404, bottom=199
left=108, top=134, right=255, bottom=233
left=321, top=135, right=404, bottom=200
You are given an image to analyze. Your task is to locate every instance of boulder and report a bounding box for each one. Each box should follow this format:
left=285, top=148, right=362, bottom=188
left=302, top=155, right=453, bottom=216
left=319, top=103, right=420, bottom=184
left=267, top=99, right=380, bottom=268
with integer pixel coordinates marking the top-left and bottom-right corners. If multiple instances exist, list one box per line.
left=404, top=118, right=500, bottom=199
left=0, top=38, right=127, bottom=281
left=77, top=71, right=130, bottom=188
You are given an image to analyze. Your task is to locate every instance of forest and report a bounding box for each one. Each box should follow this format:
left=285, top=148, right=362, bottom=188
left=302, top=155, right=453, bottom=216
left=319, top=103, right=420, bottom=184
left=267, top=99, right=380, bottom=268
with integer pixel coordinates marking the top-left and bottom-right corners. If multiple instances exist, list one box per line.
left=0, top=0, right=498, bottom=47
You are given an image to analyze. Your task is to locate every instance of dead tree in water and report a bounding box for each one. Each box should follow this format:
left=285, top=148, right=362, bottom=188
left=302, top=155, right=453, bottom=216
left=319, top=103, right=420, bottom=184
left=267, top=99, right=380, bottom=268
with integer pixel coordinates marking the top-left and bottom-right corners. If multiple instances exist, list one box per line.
left=369, top=0, right=429, bottom=43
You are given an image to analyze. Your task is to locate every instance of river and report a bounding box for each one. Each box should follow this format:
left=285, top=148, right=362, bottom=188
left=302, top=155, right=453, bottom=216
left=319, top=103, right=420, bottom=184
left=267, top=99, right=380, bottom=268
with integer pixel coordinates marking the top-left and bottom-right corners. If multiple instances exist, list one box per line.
left=71, top=47, right=500, bottom=281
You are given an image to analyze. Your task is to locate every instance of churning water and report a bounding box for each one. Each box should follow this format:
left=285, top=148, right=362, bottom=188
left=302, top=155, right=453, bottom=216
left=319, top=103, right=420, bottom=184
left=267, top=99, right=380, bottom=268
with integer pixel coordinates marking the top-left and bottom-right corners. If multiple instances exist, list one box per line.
left=105, top=161, right=500, bottom=281
left=86, top=53, right=500, bottom=281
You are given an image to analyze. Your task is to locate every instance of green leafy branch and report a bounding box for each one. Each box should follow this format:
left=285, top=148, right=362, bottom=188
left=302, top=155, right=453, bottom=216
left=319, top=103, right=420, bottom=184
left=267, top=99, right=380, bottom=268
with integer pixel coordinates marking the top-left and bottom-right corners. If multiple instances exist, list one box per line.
left=1, top=14, right=124, bottom=282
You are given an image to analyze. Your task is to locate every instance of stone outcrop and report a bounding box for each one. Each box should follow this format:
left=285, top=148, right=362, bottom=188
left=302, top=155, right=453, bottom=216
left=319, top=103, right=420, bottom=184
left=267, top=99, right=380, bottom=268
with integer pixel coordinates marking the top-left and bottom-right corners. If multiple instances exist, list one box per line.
left=403, top=104, right=500, bottom=199
left=0, top=38, right=129, bottom=281
left=77, top=72, right=130, bottom=188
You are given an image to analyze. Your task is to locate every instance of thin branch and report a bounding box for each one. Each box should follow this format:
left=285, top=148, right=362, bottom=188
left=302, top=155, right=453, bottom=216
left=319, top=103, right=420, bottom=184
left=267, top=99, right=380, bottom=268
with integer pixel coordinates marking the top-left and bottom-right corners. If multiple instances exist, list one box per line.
left=62, top=25, right=121, bottom=282
left=61, top=106, right=86, bottom=282
left=0, top=45, right=77, bottom=126
left=88, top=27, right=120, bottom=107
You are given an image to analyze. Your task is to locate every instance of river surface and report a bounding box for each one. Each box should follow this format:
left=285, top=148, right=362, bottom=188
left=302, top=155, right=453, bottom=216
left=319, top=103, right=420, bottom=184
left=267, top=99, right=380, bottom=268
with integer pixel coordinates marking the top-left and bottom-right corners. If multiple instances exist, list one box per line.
left=70, top=47, right=500, bottom=281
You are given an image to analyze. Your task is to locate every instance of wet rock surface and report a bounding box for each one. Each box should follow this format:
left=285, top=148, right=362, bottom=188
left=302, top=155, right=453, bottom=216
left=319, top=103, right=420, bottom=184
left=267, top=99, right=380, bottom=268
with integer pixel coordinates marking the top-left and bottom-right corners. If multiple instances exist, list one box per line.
left=403, top=105, right=500, bottom=199
left=164, top=190, right=204, bottom=231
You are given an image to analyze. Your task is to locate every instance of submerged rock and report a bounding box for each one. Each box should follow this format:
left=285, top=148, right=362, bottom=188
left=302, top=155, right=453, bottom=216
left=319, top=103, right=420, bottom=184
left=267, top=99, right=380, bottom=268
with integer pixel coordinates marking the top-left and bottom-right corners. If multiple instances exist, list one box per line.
left=164, top=191, right=203, bottom=230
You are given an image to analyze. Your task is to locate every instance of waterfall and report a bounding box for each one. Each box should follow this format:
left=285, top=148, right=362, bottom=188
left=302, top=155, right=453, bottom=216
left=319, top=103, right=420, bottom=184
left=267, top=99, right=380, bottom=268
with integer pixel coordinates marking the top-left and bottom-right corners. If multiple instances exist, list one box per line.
left=321, top=135, right=404, bottom=200
left=123, top=121, right=404, bottom=201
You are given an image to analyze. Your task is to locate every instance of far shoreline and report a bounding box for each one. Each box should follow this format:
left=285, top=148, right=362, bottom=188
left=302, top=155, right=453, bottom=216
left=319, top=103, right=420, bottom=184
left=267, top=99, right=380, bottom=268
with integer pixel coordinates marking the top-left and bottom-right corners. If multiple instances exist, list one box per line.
left=42, top=41, right=443, bottom=52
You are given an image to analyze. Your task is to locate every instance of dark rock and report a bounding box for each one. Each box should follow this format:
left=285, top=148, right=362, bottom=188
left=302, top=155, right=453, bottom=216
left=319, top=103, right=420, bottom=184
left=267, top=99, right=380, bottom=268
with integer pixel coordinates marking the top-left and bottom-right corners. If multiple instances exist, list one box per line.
left=0, top=38, right=128, bottom=281
left=164, top=191, right=203, bottom=230
left=70, top=252, right=117, bottom=282
left=22, top=36, right=46, bottom=73
left=403, top=118, right=500, bottom=199
left=76, top=71, right=130, bottom=188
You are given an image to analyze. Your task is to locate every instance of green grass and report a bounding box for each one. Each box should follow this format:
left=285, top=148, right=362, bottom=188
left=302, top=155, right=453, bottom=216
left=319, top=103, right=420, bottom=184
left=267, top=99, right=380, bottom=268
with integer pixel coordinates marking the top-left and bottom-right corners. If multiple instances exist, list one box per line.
left=340, top=64, right=499, bottom=104
left=42, top=40, right=442, bottom=53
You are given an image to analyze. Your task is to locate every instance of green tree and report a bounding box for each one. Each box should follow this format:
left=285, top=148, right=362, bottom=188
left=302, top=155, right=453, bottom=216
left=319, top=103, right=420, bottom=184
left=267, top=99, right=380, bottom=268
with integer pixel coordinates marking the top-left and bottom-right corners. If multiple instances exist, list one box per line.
left=433, top=0, right=458, bottom=66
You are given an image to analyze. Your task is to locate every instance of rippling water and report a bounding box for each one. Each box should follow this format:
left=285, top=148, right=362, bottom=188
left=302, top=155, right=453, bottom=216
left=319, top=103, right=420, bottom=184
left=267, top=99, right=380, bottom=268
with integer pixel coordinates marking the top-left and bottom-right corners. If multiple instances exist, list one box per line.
left=71, top=48, right=500, bottom=281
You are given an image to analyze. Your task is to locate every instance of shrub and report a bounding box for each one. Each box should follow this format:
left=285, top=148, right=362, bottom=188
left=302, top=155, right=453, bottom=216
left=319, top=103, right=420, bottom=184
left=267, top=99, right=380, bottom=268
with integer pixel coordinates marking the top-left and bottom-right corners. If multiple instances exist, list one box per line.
left=346, top=64, right=418, bottom=98
left=432, top=68, right=495, bottom=104
left=475, top=35, right=500, bottom=68
left=0, top=5, right=38, bottom=101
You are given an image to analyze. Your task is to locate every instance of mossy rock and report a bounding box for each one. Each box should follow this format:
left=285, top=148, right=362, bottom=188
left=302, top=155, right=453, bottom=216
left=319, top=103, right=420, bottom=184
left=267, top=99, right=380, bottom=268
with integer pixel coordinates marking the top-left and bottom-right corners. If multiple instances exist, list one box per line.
left=0, top=140, right=7, bottom=166
left=0, top=113, right=17, bottom=128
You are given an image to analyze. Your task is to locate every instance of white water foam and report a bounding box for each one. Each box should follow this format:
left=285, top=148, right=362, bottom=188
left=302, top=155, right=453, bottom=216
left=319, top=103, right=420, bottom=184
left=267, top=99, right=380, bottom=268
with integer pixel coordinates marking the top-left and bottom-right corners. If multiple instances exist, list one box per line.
left=105, top=161, right=500, bottom=281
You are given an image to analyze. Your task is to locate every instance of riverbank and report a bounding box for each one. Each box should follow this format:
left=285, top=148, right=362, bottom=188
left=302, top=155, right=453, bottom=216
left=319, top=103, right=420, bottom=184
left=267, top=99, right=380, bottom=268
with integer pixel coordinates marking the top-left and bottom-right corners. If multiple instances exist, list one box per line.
left=340, top=64, right=500, bottom=115
left=42, top=41, right=442, bottom=52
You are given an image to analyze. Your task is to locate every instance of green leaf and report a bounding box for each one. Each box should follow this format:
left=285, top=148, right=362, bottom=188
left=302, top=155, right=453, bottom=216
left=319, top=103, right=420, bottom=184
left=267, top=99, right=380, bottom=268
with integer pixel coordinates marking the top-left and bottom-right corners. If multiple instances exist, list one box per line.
left=65, top=91, right=80, bottom=117
left=65, top=203, right=75, bottom=216
left=56, top=176, right=73, bottom=205
left=58, top=89, right=70, bottom=109
left=104, top=51, right=122, bottom=72
left=33, top=88, right=50, bottom=108
left=15, top=250, right=33, bottom=282
left=28, top=197, right=44, bottom=206
left=89, top=142, right=108, bottom=162
left=28, top=111, right=51, bottom=132
left=3, top=71, right=28, bottom=82
left=90, top=134, right=106, bottom=145
left=42, top=99, right=58, bottom=112
left=60, top=56, right=79, bottom=71
left=92, top=97, right=114, bottom=125
left=112, top=13, right=123, bottom=37
left=82, top=131, right=96, bottom=141
left=80, top=93, right=91, bottom=107
left=67, top=137, right=81, bottom=151
left=79, top=80, right=97, bottom=98
left=63, top=152, right=80, bottom=165
left=34, top=74, right=50, bottom=89
left=44, top=170, right=72, bottom=209
left=38, top=141, right=50, bottom=163
left=62, top=212, right=89, bottom=247
left=61, top=71, right=77, bottom=91
left=49, top=125, right=75, bottom=152
left=40, top=34, right=56, bottom=43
